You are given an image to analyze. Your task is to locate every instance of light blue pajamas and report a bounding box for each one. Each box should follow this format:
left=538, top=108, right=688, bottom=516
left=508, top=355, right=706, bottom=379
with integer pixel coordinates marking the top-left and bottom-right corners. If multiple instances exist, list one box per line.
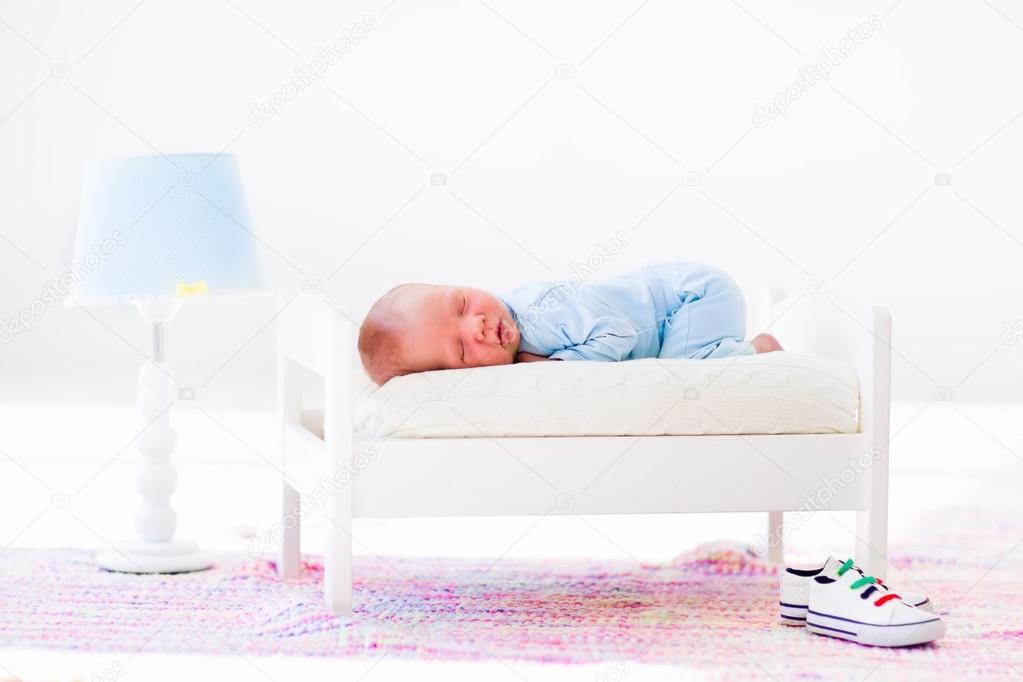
left=499, top=261, right=754, bottom=361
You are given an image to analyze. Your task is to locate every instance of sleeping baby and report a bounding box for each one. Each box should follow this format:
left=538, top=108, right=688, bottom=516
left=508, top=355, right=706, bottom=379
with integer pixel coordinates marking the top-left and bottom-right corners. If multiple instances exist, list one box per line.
left=358, top=260, right=782, bottom=385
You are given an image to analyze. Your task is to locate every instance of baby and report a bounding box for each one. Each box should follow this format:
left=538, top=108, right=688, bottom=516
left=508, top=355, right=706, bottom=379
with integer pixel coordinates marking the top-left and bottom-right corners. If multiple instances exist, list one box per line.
left=359, top=260, right=781, bottom=385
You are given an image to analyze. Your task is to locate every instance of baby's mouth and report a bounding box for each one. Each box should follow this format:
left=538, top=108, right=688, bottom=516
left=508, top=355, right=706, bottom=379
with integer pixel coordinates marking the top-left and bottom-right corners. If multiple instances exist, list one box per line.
left=497, top=319, right=516, bottom=347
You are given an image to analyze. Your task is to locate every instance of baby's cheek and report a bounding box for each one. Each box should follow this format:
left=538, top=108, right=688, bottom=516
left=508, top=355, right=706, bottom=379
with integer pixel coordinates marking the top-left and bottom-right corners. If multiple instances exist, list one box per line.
left=478, top=347, right=508, bottom=367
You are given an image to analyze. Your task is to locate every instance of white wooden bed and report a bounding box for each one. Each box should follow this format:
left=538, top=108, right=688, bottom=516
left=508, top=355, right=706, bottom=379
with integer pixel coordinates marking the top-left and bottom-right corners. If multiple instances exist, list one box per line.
left=276, top=290, right=891, bottom=617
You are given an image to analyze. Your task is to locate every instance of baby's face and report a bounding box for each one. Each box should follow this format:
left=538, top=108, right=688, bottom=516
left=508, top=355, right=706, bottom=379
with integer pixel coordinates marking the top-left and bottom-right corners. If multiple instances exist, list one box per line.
left=389, top=284, right=520, bottom=373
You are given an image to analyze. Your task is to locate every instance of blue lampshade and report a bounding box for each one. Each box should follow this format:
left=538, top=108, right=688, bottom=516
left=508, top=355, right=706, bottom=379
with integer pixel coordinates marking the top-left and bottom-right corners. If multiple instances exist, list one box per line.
left=71, top=153, right=263, bottom=304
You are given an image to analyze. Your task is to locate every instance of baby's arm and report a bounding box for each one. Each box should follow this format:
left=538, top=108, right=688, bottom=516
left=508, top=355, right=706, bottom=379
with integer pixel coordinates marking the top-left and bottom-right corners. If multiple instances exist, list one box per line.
left=515, top=286, right=637, bottom=363
left=548, top=317, right=637, bottom=362
left=514, top=323, right=634, bottom=363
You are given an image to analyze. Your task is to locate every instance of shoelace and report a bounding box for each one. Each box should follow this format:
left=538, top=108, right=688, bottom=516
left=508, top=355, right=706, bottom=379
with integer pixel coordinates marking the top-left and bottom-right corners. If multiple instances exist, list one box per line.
left=837, top=558, right=901, bottom=607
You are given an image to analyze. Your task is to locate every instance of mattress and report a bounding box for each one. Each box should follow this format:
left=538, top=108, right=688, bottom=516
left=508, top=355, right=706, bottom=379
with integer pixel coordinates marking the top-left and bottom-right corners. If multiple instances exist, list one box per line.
left=353, top=353, right=859, bottom=439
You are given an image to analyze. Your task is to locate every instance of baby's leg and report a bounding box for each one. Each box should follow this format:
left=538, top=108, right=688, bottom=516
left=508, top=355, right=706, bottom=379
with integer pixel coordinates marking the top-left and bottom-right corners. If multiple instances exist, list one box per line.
left=658, top=265, right=754, bottom=359
left=751, top=332, right=782, bottom=353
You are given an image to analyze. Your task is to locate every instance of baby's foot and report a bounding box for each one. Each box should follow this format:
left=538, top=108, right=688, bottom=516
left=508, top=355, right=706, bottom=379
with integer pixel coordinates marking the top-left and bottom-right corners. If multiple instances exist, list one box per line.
left=751, top=333, right=782, bottom=354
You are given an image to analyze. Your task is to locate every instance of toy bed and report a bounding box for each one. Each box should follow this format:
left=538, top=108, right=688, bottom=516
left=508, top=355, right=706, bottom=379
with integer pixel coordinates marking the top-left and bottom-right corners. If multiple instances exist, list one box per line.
left=276, top=290, right=891, bottom=616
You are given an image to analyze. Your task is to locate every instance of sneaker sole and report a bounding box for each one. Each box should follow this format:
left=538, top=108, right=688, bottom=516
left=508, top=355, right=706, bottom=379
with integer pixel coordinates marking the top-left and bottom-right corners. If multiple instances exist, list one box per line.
left=779, top=598, right=932, bottom=626
left=805, top=609, right=945, bottom=647
left=779, top=601, right=808, bottom=626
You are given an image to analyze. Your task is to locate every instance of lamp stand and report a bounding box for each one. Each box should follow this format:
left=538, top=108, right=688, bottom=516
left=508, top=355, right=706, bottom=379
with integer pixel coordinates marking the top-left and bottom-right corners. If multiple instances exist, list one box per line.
left=96, top=299, right=212, bottom=573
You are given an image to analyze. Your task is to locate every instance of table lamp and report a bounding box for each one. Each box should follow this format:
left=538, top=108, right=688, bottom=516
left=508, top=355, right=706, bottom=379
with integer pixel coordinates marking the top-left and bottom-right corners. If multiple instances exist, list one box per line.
left=71, top=153, right=263, bottom=573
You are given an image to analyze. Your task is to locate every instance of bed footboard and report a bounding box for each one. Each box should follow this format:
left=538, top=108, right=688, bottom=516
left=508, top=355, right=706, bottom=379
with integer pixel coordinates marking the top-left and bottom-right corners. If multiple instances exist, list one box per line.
left=760, top=290, right=891, bottom=576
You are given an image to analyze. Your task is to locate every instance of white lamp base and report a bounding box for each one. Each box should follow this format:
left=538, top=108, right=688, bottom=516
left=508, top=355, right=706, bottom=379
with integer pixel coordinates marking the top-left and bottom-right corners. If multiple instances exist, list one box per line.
left=97, top=539, right=212, bottom=574
left=96, top=299, right=213, bottom=576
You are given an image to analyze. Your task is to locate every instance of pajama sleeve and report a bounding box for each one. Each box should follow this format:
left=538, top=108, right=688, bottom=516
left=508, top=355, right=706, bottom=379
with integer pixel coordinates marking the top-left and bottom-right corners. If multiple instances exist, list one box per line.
left=547, top=315, right=638, bottom=362
left=510, top=283, right=640, bottom=361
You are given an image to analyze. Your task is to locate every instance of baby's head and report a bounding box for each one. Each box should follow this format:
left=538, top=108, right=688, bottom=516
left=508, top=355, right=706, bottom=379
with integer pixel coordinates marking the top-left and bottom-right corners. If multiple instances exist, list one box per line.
left=359, top=283, right=520, bottom=385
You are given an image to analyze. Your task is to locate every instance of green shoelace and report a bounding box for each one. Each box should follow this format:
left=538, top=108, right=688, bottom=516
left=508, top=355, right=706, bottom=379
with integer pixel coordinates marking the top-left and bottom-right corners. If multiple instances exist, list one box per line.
left=837, top=558, right=901, bottom=607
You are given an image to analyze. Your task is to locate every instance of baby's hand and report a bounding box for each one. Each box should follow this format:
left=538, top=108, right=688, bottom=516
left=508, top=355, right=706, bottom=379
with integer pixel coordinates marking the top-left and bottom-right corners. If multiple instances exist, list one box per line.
left=515, top=351, right=552, bottom=363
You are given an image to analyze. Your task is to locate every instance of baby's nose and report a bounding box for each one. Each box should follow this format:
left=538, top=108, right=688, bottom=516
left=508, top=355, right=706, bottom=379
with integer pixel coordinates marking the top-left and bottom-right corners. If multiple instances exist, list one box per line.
left=469, top=314, right=487, bottom=342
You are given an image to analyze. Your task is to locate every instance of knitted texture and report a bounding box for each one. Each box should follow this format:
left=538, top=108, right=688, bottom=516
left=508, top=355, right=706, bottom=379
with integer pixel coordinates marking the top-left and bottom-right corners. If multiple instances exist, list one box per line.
left=1, top=510, right=1021, bottom=678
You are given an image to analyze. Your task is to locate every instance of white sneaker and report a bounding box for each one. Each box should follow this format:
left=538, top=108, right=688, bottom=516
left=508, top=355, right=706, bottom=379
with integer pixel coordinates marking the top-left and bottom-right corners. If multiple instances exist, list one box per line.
left=780, top=556, right=932, bottom=626
left=801, top=557, right=944, bottom=647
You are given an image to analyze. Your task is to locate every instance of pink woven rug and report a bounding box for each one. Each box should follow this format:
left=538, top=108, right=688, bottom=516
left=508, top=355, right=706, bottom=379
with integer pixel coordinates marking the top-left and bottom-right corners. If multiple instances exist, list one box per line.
left=2, top=507, right=1021, bottom=678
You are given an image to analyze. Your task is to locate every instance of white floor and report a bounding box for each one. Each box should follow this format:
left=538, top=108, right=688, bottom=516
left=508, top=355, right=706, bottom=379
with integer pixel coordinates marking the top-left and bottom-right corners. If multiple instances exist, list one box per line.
left=1, top=400, right=1021, bottom=681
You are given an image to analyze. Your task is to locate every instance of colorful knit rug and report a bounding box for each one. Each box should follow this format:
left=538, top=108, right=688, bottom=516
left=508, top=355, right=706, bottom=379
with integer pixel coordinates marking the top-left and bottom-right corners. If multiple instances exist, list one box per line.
left=1, top=508, right=1021, bottom=679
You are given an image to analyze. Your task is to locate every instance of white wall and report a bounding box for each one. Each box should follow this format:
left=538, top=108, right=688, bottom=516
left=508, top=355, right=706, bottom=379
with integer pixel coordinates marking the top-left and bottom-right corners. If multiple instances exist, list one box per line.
left=1, top=0, right=1021, bottom=407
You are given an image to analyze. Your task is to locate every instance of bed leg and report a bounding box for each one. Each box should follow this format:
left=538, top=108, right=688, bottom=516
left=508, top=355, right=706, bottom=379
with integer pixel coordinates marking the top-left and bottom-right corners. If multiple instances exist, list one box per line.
left=856, top=305, right=890, bottom=580
left=324, top=491, right=353, bottom=617
left=277, top=302, right=303, bottom=580
left=767, top=511, right=784, bottom=565
left=324, top=302, right=354, bottom=617
left=854, top=438, right=890, bottom=578
left=856, top=415, right=889, bottom=580
left=279, top=481, right=301, bottom=579
left=856, top=493, right=888, bottom=580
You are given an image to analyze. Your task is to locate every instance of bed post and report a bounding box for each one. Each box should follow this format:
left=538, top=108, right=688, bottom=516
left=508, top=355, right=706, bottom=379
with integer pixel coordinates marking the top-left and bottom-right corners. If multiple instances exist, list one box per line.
left=278, top=295, right=302, bottom=579
left=855, top=305, right=891, bottom=579
left=323, top=299, right=354, bottom=616
left=767, top=511, right=785, bottom=565
left=760, top=288, right=788, bottom=566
